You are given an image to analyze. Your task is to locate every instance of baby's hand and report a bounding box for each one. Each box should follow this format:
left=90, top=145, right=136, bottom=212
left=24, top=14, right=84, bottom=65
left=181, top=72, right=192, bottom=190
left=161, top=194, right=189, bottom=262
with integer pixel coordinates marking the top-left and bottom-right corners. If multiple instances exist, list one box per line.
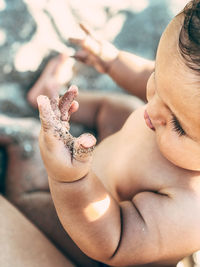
left=37, top=85, right=96, bottom=182
left=69, top=23, right=119, bottom=73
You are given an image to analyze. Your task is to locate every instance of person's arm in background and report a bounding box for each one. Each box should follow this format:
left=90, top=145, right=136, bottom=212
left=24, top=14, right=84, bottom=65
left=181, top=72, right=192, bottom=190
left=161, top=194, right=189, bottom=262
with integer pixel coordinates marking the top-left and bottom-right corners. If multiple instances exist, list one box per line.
left=107, top=51, right=154, bottom=101
left=70, top=23, right=154, bottom=102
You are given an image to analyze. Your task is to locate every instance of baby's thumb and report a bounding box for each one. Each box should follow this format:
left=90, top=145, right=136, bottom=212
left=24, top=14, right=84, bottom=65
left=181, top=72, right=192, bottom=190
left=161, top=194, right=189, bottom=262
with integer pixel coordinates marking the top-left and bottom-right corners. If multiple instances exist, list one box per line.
left=73, top=133, right=96, bottom=162
left=37, top=95, right=55, bottom=132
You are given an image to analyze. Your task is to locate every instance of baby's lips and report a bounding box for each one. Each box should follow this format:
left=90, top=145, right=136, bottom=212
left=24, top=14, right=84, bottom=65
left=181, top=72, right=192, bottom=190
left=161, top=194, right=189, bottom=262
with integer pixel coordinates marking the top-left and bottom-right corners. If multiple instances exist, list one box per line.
left=144, top=110, right=155, bottom=131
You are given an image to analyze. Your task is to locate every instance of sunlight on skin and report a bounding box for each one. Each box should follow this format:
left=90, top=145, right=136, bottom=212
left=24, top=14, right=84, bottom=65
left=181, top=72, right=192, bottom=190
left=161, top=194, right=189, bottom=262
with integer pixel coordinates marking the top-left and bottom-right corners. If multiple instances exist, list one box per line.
left=177, top=253, right=198, bottom=267
left=176, top=262, right=184, bottom=267
left=84, top=195, right=111, bottom=222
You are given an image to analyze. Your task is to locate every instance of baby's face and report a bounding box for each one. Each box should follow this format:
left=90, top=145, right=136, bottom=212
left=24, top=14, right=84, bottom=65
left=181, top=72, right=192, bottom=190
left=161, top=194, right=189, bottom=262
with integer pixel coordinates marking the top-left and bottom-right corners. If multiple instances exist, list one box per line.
left=146, top=14, right=200, bottom=171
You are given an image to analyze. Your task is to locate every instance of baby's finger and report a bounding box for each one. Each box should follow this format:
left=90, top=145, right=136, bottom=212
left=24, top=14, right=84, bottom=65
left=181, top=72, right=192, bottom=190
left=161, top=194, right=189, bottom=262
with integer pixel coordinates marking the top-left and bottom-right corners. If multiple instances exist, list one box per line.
left=73, top=133, right=96, bottom=162
left=73, top=50, right=97, bottom=66
left=59, top=85, right=78, bottom=121
left=79, top=23, right=98, bottom=40
left=37, top=95, right=58, bottom=132
left=79, top=22, right=92, bottom=36
left=79, top=23, right=101, bottom=44
left=50, top=93, right=61, bottom=120
left=68, top=100, right=79, bottom=117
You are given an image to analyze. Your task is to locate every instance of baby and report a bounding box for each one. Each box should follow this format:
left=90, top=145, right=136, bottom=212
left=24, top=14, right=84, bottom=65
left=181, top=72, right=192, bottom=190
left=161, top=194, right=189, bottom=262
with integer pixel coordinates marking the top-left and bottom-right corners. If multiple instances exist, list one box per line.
left=37, top=1, right=200, bottom=266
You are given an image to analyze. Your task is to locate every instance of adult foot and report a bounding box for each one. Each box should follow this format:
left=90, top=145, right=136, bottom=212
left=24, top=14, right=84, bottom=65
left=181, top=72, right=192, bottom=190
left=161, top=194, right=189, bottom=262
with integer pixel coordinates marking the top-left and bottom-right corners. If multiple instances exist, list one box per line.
left=27, top=54, right=74, bottom=108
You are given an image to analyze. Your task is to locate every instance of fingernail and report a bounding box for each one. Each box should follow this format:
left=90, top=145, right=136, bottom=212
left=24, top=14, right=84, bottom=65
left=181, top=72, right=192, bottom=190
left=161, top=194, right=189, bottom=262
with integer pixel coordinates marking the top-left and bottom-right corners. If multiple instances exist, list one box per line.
left=68, top=85, right=78, bottom=95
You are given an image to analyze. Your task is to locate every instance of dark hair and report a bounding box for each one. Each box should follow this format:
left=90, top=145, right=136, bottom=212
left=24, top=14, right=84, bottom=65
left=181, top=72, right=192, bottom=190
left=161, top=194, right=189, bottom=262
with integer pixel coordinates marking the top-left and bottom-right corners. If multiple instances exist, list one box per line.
left=179, top=0, right=200, bottom=72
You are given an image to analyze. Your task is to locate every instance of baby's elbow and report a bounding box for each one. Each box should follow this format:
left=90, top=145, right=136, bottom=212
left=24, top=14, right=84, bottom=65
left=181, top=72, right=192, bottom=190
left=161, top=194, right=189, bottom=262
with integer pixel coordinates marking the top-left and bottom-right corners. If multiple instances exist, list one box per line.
left=81, top=230, right=122, bottom=265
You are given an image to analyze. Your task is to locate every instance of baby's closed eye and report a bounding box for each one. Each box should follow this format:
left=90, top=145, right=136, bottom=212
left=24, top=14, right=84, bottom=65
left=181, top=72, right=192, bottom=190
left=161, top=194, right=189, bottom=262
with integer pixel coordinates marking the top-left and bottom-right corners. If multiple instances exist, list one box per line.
left=170, top=114, right=186, bottom=137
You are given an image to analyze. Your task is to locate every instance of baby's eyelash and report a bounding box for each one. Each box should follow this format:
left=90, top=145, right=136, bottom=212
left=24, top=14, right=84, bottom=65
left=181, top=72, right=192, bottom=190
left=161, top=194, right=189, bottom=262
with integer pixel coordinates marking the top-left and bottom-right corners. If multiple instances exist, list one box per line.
left=170, top=115, right=186, bottom=136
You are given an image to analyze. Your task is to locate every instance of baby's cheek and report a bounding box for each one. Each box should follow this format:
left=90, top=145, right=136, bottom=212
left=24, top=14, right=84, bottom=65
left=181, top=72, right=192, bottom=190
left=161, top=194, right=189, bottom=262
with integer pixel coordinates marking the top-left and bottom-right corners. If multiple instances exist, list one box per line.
left=155, top=128, right=200, bottom=170
left=156, top=131, right=186, bottom=168
left=156, top=130, right=176, bottom=161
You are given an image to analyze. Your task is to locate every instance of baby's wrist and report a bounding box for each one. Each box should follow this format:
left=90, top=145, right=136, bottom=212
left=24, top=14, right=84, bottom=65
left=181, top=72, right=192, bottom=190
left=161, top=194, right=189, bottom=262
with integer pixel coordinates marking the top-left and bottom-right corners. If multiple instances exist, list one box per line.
left=105, top=49, right=121, bottom=75
left=100, top=41, right=119, bottom=73
left=48, top=170, right=89, bottom=184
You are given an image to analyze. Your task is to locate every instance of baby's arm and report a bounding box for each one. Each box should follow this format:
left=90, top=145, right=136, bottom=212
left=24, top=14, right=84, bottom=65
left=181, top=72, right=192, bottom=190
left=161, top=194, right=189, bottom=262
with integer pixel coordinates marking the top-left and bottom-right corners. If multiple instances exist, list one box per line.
left=37, top=87, right=198, bottom=266
left=70, top=23, right=154, bottom=101
left=37, top=87, right=122, bottom=261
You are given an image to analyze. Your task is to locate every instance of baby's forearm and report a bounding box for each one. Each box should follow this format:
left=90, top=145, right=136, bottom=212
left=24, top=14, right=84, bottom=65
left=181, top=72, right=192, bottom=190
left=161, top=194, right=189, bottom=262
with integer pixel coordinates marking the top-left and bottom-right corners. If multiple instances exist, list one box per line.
left=37, top=88, right=146, bottom=265
left=37, top=88, right=121, bottom=262
left=108, top=51, right=155, bottom=101
left=48, top=171, right=121, bottom=263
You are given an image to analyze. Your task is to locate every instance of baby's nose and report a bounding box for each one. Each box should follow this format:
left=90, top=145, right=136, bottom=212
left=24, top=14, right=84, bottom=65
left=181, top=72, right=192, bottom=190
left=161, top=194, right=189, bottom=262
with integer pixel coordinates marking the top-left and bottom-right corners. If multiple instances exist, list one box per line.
left=147, top=96, right=167, bottom=127
left=146, top=72, right=155, bottom=101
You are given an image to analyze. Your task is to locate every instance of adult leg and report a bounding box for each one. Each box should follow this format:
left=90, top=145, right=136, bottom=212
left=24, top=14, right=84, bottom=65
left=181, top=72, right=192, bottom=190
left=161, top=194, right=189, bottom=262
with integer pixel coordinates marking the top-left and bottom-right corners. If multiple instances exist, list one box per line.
left=0, top=195, right=75, bottom=267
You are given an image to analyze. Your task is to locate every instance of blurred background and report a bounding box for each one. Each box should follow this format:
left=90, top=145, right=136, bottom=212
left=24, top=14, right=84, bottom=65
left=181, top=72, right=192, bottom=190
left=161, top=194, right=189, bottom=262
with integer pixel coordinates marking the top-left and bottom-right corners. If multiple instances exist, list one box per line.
left=0, top=0, right=189, bottom=117
left=1, top=1, right=198, bottom=266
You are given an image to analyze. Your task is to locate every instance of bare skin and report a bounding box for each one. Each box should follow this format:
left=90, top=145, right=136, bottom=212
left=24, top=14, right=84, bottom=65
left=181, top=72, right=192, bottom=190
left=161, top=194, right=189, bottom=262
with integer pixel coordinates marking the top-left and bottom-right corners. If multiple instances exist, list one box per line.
left=37, top=14, right=200, bottom=267
left=3, top=15, right=194, bottom=267
left=0, top=195, right=75, bottom=267
left=69, top=23, right=154, bottom=102
left=0, top=116, right=98, bottom=267
left=1, top=90, right=142, bottom=266
left=2, top=28, right=146, bottom=264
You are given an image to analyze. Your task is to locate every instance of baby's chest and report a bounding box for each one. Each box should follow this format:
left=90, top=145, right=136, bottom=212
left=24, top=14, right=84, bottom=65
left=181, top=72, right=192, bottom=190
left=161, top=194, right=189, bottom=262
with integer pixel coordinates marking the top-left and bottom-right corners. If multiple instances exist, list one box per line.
left=92, top=131, right=188, bottom=202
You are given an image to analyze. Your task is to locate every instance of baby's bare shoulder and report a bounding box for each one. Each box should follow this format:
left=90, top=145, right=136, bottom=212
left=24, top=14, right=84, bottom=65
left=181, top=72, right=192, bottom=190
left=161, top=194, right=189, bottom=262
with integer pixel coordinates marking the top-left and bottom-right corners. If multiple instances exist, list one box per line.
left=135, top=181, right=200, bottom=237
